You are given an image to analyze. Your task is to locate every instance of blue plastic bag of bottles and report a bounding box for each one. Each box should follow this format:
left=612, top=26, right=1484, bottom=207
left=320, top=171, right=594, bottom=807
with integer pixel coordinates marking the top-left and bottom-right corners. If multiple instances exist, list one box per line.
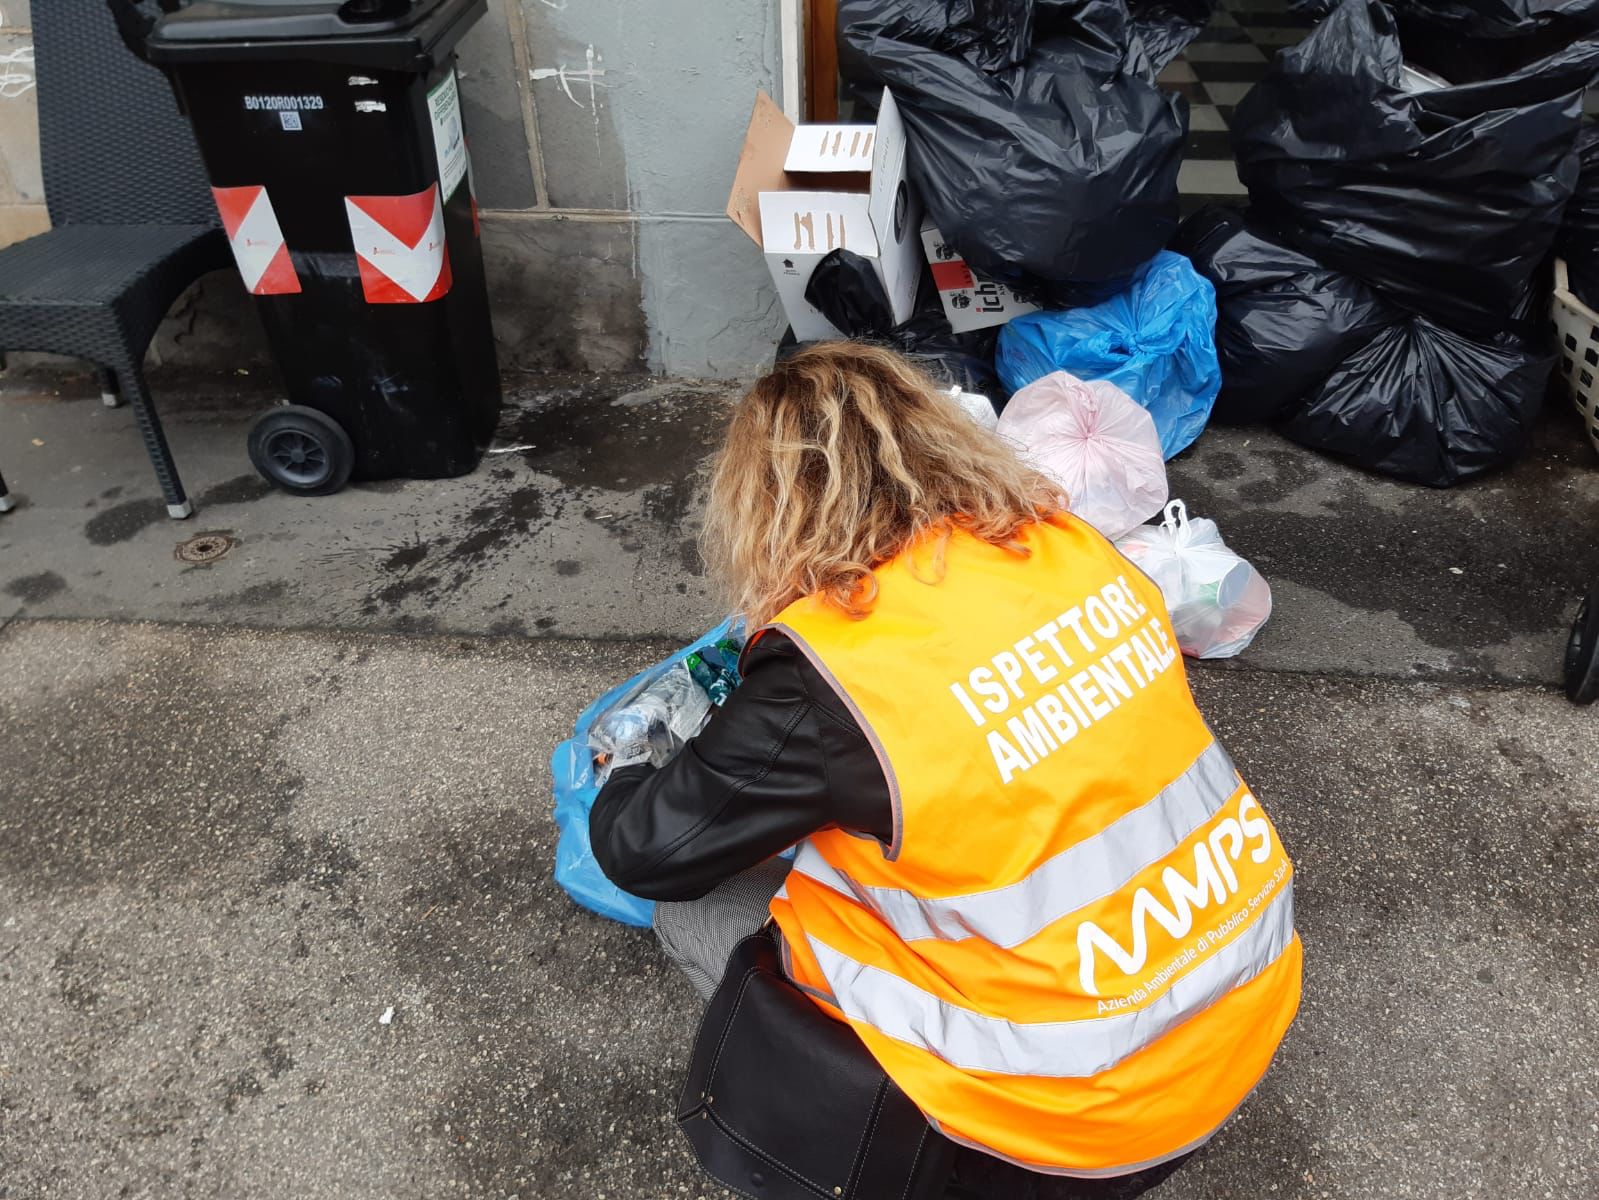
left=549, top=617, right=745, bottom=928
left=996, top=251, right=1222, bottom=458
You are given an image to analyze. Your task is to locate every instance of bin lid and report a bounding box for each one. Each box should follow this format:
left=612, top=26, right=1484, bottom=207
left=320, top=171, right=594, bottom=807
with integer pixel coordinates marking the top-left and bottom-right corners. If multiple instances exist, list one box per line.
left=147, top=0, right=485, bottom=71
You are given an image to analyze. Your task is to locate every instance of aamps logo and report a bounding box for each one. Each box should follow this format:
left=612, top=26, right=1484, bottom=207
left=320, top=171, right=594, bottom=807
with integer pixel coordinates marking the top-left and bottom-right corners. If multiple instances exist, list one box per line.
left=1076, top=794, right=1275, bottom=997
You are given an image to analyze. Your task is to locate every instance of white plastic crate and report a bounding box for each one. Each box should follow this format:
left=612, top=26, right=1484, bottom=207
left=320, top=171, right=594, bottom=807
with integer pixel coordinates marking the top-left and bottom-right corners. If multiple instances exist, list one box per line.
left=1551, top=258, right=1599, bottom=457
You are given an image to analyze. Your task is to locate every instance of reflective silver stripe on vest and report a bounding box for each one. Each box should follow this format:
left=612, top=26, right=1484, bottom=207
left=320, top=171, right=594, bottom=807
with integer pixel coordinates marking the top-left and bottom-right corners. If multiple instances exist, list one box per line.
left=793, top=741, right=1240, bottom=950
left=930, top=1116, right=1222, bottom=1180
left=807, top=883, right=1295, bottom=1079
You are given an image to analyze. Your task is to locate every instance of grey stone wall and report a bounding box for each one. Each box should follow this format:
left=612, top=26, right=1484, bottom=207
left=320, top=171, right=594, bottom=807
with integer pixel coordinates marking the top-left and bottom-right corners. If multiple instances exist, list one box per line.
left=0, top=0, right=46, bottom=247
left=471, top=0, right=787, bottom=377
left=0, top=0, right=788, bottom=380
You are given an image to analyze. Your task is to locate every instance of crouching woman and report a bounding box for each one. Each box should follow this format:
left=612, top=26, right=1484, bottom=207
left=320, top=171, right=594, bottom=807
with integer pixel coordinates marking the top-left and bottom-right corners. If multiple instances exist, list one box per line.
left=590, top=344, right=1301, bottom=1198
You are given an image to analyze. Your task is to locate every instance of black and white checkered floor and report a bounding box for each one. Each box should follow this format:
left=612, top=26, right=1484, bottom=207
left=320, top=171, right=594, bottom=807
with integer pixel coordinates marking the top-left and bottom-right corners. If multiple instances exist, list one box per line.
left=1168, top=0, right=1318, bottom=214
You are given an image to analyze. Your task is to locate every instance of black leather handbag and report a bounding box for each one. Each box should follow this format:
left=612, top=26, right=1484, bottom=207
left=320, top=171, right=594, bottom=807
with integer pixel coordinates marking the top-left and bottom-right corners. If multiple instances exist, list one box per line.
left=678, top=931, right=955, bottom=1200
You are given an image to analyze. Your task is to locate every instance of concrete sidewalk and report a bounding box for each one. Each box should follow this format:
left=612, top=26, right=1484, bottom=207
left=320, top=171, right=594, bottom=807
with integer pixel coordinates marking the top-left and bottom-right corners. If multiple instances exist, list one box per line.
left=2, top=365, right=1596, bottom=686
left=1, top=619, right=1595, bottom=1199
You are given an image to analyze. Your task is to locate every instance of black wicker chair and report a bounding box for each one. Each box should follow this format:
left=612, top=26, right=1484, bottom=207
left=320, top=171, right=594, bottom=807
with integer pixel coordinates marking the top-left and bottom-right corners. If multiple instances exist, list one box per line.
left=0, top=0, right=231, bottom=518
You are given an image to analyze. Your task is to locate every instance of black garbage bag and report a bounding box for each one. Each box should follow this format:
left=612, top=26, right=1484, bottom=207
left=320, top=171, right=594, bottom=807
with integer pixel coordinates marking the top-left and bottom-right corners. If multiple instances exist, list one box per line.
left=781, top=250, right=1003, bottom=401
left=883, top=305, right=1002, bottom=401
left=1280, top=308, right=1553, bottom=487
left=1398, top=0, right=1599, bottom=38
left=803, top=247, right=898, bottom=339
left=1292, top=0, right=1599, bottom=38
left=1232, top=0, right=1599, bottom=336
left=838, top=0, right=1187, bottom=307
left=1177, top=207, right=1552, bottom=484
left=1391, top=6, right=1599, bottom=89
left=1174, top=208, right=1396, bottom=425
left=1131, top=0, right=1218, bottom=70
left=1558, top=123, right=1599, bottom=311
left=1290, top=0, right=1599, bottom=95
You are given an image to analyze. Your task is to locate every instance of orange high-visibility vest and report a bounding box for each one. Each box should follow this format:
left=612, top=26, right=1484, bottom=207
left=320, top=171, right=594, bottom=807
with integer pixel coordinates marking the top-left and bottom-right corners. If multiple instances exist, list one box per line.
left=766, top=516, right=1301, bottom=1177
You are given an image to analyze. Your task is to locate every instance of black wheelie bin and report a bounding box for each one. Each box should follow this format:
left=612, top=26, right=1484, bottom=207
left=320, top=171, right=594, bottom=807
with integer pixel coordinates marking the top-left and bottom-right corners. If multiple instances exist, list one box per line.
left=141, top=0, right=501, bottom=495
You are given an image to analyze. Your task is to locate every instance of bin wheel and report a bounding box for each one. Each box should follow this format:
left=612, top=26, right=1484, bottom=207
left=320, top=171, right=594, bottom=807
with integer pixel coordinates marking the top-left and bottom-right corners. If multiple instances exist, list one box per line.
left=1565, top=587, right=1599, bottom=706
left=248, top=406, right=354, bottom=496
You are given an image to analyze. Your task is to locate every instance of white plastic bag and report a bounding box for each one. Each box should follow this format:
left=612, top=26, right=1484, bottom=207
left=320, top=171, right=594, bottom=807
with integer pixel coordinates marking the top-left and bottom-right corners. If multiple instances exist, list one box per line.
left=947, top=385, right=999, bottom=430
left=1115, top=500, right=1273, bottom=659
left=997, top=370, right=1169, bottom=540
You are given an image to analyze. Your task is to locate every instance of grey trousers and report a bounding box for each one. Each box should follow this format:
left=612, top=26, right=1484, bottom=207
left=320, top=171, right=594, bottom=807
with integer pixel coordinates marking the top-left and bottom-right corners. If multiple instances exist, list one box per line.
left=652, top=858, right=792, bottom=1000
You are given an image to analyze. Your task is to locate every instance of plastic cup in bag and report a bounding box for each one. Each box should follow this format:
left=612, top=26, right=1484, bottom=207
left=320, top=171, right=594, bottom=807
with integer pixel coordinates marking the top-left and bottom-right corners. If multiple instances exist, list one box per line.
left=1114, top=500, right=1272, bottom=659
left=1187, top=558, right=1253, bottom=608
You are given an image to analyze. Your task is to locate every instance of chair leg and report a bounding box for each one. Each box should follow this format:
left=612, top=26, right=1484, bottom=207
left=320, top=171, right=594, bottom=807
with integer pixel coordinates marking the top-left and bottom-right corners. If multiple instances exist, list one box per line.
left=115, top=365, right=192, bottom=519
left=1, top=355, right=12, bottom=510
left=100, top=367, right=123, bottom=409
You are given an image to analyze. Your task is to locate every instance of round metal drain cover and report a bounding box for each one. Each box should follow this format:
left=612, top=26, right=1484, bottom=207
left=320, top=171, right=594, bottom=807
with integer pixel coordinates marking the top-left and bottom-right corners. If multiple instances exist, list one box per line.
left=175, top=533, right=236, bottom=564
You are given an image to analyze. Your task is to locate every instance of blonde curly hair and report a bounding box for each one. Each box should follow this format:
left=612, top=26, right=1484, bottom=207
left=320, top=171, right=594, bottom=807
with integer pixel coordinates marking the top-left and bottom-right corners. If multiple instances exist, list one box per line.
left=702, top=342, right=1066, bottom=627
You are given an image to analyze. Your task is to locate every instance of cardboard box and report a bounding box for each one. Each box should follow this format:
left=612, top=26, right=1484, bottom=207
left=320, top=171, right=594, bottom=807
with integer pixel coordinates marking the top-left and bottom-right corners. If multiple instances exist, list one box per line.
left=920, top=220, right=1040, bottom=333
left=727, top=89, right=923, bottom=342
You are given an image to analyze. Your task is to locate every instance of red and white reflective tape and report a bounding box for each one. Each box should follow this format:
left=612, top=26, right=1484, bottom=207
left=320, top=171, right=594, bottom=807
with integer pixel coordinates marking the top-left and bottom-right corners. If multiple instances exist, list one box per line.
left=212, top=185, right=301, bottom=296
left=344, top=184, right=452, bottom=304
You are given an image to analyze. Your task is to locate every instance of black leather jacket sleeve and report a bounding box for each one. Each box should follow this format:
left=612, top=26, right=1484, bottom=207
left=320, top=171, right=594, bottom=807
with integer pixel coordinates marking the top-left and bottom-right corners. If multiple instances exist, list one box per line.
left=588, top=632, right=892, bottom=902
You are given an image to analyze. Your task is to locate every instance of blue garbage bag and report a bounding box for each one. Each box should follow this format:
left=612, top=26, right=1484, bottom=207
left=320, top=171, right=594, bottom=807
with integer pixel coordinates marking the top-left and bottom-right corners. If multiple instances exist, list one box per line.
left=549, top=617, right=745, bottom=927
left=996, top=252, right=1222, bottom=458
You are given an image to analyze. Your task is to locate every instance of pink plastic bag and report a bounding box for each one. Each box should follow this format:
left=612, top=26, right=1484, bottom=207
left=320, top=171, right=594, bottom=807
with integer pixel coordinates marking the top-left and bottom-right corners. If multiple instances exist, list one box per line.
left=997, top=370, right=1169, bottom=540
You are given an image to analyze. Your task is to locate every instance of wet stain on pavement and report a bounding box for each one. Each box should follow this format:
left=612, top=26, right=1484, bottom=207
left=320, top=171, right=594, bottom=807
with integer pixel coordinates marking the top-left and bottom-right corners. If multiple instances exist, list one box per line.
left=1204, top=450, right=1246, bottom=481
left=389, top=810, right=683, bottom=1193
left=503, top=384, right=728, bottom=492
left=384, top=542, right=430, bottom=573
left=1237, top=448, right=1323, bottom=504
left=370, top=572, right=442, bottom=612
left=198, top=581, right=290, bottom=612
left=203, top=475, right=273, bottom=507
left=261, top=1036, right=295, bottom=1080
left=220, top=1070, right=264, bottom=1116
left=390, top=613, right=441, bottom=635
left=4, top=570, right=67, bottom=603
left=1170, top=423, right=1599, bottom=655
left=639, top=476, right=698, bottom=527
left=84, top=497, right=168, bottom=547
left=362, top=482, right=556, bottom=616
left=53, top=929, right=104, bottom=1014
left=554, top=560, right=581, bottom=576
left=677, top=538, right=705, bottom=577
left=1496, top=736, right=1558, bottom=785
left=584, top=462, right=710, bottom=569
left=84, top=475, right=274, bottom=546
left=266, top=830, right=364, bottom=923
left=0, top=646, right=301, bottom=896
left=355, top=478, right=409, bottom=494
